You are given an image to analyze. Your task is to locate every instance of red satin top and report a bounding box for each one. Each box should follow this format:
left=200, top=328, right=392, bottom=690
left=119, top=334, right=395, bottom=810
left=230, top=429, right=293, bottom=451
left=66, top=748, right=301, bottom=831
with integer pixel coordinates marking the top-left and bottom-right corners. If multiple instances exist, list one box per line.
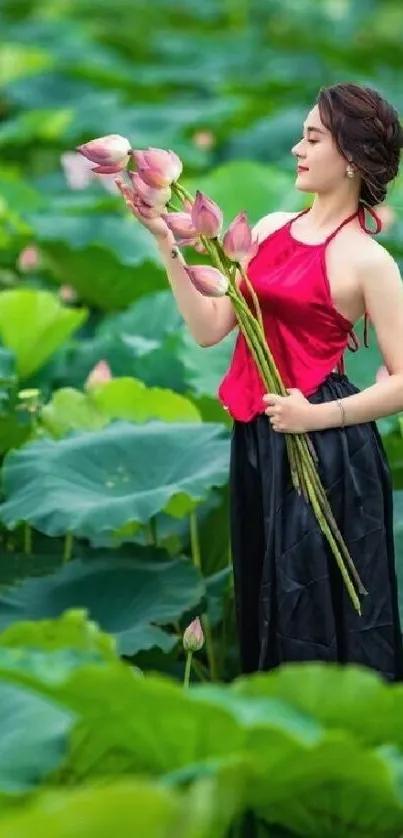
left=218, top=206, right=377, bottom=422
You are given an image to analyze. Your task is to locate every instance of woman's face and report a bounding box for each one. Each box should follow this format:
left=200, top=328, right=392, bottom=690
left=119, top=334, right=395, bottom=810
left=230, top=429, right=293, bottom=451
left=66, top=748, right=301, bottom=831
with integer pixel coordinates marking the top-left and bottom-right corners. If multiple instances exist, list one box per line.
left=292, top=104, right=349, bottom=194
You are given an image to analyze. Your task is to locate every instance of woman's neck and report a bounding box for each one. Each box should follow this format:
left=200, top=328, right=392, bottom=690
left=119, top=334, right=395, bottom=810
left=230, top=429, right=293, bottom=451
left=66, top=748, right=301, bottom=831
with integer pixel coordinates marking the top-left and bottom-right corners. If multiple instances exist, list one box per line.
left=303, top=192, right=360, bottom=231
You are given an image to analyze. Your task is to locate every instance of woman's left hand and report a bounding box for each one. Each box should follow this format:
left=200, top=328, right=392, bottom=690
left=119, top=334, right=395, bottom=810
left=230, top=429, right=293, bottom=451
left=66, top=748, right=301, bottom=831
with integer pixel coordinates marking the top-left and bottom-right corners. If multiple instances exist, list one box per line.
left=263, top=389, right=315, bottom=433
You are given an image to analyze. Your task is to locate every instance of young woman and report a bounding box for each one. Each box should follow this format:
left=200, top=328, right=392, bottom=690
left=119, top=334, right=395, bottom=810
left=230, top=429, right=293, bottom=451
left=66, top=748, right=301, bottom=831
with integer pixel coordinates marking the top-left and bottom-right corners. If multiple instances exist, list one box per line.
left=121, top=83, right=403, bottom=682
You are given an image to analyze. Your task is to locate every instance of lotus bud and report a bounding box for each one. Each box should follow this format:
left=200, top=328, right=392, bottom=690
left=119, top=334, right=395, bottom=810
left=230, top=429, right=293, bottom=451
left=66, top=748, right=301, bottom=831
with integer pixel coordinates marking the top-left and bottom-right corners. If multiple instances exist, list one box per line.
left=185, top=265, right=229, bottom=298
left=161, top=212, right=197, bottom=240
left=17, top=245, right=40, bottom=272
left=132, top=148, right=182, bottom=188
left=183, top=618, right=204, bottom=653
left=191, top=190, right=223, bottom=238
left=77, top=134, right=131, bottom=171
left=376, top=365, right=390, bottom=383
left=130, top=172, right=171, bottom=208
left=223, top=212, right=256, bottom=263
left=182, top=198, right=194, bottom=213
left=85, top=360, right=112, bottom=390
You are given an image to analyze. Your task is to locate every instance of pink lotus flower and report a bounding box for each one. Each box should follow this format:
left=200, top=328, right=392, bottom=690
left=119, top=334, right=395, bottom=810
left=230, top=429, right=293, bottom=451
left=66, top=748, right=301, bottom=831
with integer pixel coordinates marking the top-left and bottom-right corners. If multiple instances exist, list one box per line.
left=130, top=172, right=171, bottom=208
left=185, top=265, right=229, bottom=297
left=183, top=617, right=204, bottom=652
left=192, top=130, right=215, bottom=150
left=85, top=360, right=112, bottom=389
left=223, top=212, right=258, bottom=263
left=61, top=152, right=94, bottom=190
left=59, top=284, right=78, bottom=303
left=376, top=365, right=390, bottom=383
left=132, top=148, right=182, bottom=188
left=191, top=190, right=223, bottom=238
left=161, top=211, right=198, bottom=240
left=17, top=245, right=40, bottom=272
left=77, top=134, right=131, bottom=173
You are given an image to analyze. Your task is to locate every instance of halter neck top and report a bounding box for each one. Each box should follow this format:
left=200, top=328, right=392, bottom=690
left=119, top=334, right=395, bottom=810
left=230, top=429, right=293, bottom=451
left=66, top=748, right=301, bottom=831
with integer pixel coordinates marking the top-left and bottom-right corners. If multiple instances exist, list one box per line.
left=218, top=206, right=377, bottom=422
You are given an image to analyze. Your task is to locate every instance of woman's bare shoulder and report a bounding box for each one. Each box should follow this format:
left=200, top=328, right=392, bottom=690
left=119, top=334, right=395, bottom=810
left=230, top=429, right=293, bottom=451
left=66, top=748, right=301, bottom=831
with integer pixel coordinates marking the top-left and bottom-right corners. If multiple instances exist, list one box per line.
left=253, top=211, right=298, bottom=243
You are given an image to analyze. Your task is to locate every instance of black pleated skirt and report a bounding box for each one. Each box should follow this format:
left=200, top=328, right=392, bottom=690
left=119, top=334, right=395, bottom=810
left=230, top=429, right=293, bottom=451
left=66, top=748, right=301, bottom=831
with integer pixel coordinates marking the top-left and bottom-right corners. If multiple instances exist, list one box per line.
left=230, top=373, right=403, bottom=681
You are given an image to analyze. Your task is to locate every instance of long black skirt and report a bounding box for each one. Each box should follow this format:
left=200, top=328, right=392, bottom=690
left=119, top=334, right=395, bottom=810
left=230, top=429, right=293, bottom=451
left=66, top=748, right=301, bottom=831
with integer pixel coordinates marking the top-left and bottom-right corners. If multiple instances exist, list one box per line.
left=230, top=372, right=403, bottom=681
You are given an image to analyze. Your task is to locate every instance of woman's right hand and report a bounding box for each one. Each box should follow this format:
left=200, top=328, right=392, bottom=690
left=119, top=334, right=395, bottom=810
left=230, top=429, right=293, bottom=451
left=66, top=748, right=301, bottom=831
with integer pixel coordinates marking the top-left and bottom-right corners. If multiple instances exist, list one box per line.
left=115, top=178, right=172, bottom=242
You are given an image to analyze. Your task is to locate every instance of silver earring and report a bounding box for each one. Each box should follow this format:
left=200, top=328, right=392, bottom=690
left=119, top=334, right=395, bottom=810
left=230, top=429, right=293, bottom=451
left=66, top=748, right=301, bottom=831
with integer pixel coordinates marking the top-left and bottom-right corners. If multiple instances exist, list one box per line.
left=346, top=165, right=355, bottom=179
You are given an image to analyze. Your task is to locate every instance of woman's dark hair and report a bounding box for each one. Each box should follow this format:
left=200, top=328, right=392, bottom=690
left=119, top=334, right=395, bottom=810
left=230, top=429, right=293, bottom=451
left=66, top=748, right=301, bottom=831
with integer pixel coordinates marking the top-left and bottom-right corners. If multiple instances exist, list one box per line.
left=317, top=83, right=403, bottom=206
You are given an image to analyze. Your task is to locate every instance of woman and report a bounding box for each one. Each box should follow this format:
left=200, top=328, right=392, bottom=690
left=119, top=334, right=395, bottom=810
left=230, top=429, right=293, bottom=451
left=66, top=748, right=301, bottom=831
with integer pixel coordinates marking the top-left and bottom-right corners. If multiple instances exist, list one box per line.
left=121, top=83, right=403, bottom=682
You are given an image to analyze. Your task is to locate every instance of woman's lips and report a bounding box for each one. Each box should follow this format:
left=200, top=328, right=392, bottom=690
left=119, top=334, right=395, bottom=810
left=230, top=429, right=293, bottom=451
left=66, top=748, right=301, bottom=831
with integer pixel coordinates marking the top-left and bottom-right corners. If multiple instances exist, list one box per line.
left=297, top=166, right=309, bottom=172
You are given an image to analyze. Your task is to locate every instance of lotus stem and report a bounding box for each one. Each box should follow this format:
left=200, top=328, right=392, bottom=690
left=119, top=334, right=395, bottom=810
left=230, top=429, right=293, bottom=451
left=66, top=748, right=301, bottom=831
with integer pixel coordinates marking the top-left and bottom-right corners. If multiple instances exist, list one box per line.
left=183, top=651, right=192, bottom=688
left=190, top=509, right=218, bottom=682
left=23, top=523, right=32, bottom=556
left=63, top=532, right=74, bottom=563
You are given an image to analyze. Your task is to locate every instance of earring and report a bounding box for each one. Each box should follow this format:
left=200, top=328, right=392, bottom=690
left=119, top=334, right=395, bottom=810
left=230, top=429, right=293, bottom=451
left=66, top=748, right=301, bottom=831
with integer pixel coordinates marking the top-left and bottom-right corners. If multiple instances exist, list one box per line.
left=346, top=165, right=355, bottom=178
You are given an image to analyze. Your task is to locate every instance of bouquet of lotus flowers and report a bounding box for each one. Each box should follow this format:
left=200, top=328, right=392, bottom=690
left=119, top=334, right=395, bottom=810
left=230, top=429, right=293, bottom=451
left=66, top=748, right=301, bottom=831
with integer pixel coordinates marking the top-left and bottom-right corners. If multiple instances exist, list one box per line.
left=77, top=134, right=366, bottom=614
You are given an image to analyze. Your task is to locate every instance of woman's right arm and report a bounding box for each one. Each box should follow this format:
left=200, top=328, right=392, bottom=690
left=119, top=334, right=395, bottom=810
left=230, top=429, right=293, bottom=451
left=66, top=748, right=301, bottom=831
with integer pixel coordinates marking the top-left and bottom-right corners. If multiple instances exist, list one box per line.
left=116, top=180, right=293, bottom=348
left=156, top=211, right=294, bottom=348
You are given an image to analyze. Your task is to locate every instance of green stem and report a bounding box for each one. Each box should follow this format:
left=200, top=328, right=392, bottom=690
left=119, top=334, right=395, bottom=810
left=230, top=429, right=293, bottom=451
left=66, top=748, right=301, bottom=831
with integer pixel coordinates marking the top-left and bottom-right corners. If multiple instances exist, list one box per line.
left=183, top=651, right=193, bottom=688
left=63, top=532, right=74, bottom=563
left=23, top=523, right=32, bottom=556
left=148, top=516, right=158, bottom=546
left=190, top=510, right=218, bottom=681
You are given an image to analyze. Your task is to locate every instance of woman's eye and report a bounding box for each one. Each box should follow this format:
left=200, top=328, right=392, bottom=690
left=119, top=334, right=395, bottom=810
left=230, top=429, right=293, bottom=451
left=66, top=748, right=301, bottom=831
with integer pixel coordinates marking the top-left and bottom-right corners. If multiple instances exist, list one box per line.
left=308, top=139, right=318, bottom=145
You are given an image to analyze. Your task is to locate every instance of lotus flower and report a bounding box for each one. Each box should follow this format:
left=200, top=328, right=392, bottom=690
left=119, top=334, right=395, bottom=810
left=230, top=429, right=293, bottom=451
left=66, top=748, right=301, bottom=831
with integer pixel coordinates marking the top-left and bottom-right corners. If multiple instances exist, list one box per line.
left=183, top=618, right=204, bottom=653
left=17, top=245, right=40, bottom=272
left=185, top=265, right=229, bottom=297
left=61, top=152, right=94, bottom=190
left=223, top=211, right=258, bottom=263
left=59, top=284, right=78, bottom=303
left=77, top=134, right=131, bottom=173
left=132, top=148, right=182, bottom=188
left=191, top=190, right=223, bottom=238
left=85, top=360, right=112, bottom=389
left=130, top=172, right=171, bottom=208
left=161, top=211, right=198, bottom=240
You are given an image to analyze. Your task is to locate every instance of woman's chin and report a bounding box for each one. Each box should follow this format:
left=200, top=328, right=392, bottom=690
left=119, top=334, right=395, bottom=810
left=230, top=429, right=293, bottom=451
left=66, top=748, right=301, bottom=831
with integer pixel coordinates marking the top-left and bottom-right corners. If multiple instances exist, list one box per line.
left=295, top=175, right=312, bottom=192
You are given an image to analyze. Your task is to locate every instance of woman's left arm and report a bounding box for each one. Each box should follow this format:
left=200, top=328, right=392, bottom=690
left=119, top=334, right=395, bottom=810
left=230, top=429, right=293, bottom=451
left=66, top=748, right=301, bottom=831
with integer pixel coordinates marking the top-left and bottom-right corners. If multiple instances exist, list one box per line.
left=312, top=248, right=403, bottom=429
left=264, top=247, right=403, bottom=433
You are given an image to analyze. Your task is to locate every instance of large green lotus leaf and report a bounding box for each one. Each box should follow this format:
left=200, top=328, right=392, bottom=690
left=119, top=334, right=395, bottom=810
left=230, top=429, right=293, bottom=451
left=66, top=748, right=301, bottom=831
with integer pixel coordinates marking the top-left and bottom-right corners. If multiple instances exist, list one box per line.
left=40, top=388, right=106, bottom=437
left=0, top=610, right=117, bottom=661
left=0, top=556, right=205, bottom=655
left=0, top=646, right=245, bottom=776
left=28, top=212, right=166, bottom=311
left=0, top=420, right=230, bottom=537
left=232, top=664, right=403, bottom=748
left=0, top=781, right=182, bottom=838
left=195, top=685, right=403, bottom=836
left=90, top=378, right=201, bottom=423
left=0, top=774, right=240, bottom=838
left=0, top=682, right=73, bottom=794
left=0, top=290, right=87, bottom=379
left=256, top=738, right=403, bottom=838
left=97, top=290, right=183, bottom=350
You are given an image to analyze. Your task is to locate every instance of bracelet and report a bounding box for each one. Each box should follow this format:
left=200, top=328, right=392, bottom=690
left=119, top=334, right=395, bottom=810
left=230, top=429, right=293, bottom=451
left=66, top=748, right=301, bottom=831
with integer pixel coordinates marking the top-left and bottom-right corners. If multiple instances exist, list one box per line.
left=336, top=398, right=346, bottom=427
